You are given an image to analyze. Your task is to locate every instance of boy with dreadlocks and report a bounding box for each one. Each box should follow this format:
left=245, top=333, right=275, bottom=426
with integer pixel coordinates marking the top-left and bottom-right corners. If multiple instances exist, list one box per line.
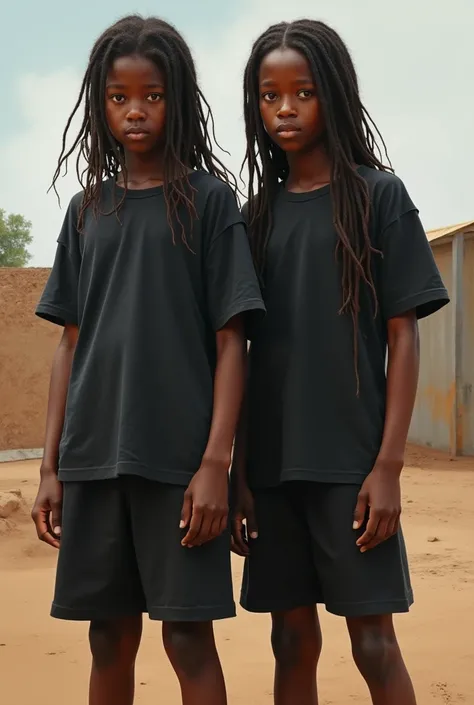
left=31, top=15, right=264, bottom=705
left=231, top=19, right=449, bottom=705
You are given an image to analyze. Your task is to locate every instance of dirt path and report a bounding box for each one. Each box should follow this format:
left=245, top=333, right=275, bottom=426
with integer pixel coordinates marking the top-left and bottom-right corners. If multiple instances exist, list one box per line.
left=1, top=446, right=473, bottom=704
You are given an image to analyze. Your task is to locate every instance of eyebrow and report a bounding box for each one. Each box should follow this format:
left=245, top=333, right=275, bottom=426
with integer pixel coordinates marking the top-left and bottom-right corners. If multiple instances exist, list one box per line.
left=260, top=77, right=314, bottom=87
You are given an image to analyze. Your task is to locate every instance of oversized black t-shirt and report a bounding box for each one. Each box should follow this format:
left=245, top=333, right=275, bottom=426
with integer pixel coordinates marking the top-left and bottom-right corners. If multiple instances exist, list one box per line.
left=36, top=171, right=265, bottom=484
left=245, top=166, right=449, bottom=488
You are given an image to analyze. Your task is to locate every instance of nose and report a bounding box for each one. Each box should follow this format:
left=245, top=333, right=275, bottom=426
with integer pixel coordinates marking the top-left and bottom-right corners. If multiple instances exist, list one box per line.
left=277, top=97, right=297, bottom=118
left=126, top=102, right=146, bottom=121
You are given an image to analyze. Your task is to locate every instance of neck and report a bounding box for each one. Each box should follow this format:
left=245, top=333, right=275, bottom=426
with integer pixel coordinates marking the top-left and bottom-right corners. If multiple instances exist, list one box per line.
left=286, top=144, right=332, bottom=193
left=121, top=148, right=165, bottom=187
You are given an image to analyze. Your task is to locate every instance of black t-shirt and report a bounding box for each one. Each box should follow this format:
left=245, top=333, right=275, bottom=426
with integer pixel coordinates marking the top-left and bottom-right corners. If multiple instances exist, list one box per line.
left=245, top=166, right=449, bottom=488
left=36, top=171, right=265, bottom=484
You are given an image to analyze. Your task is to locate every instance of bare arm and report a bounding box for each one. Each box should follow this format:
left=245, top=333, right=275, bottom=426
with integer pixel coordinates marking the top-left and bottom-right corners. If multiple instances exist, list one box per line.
left=377, top=311, right=420, bottom=469
left=354, top=310, right=420, bottom=551
left=31, top=324, right=78, bottom=548
left=181, top=315, right=247, bottom=547
left=202, top=315, right=247, bottom=470
left=41, top=324, right=79, bottom=474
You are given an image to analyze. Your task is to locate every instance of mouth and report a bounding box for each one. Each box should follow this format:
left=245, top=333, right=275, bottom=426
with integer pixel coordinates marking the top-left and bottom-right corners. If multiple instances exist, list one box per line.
left=125, top=127, right=151, bottom=141
left=276, top=123, right=301, bottom=138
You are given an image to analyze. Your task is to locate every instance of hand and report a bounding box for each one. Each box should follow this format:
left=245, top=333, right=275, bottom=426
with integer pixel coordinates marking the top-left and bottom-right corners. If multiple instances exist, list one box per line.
left=353, top=461, right=402, bottom=553
left=180, top=461, right=229, bottom=548
left=231, top=483, right=258, bottom=557
left=31, top=469, right=63, bottom=549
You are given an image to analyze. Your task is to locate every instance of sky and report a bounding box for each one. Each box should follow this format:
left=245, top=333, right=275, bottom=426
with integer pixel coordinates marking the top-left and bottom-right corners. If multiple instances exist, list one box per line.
left=1, top=0, right=473, bottom=266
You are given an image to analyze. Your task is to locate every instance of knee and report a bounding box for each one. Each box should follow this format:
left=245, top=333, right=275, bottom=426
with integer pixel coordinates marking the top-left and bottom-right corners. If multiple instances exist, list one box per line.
left=350, top=622, right=399, bottom=686
left=271, top=609, right=322, bottom=670
left=163, top=622, right=215, bottom=680
left=89, top=617, right=142, bottom=670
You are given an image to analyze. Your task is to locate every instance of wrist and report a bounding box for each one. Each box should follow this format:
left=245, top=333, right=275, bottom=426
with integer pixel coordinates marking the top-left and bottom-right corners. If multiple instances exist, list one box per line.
left=40, top=460, right=58, bottom=478
left=373, top=453, right=404, bottom=476
left=200, top=453, right=231, bottom=474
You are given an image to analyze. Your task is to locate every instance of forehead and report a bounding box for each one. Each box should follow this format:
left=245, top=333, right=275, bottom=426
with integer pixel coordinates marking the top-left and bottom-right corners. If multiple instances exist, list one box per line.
left=106, top=54, right=165, bottom=85
left=259, top=47, right=312, bottom=84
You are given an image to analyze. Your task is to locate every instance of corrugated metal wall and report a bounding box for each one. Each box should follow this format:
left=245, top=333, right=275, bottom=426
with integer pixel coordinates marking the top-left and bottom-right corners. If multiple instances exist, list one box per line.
left=409, top=233, right=473, bottom=455
left=409, top=243, right=453, bottom=451
left=462, top=239, right=474, bottom=454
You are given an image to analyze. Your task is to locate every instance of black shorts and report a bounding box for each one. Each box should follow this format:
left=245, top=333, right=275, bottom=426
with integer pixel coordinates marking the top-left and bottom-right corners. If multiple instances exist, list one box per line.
left=240, top=483, right=413, bottom=617
left=52, top=476, right=235, bottom=622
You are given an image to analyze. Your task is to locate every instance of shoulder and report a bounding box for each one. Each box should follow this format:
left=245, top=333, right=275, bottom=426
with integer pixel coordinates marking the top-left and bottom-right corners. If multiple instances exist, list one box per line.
left=359, top=166, right=417, bottom=231
left=191, top=171, right=238, bottom=203
left=191, top=171, right=242, bottom=236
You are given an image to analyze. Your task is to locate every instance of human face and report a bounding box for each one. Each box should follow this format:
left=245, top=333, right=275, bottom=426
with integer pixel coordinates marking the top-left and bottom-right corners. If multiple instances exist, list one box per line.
left=259, top=47, right=324, bottom=153
left=105, top=54, right=166, bottom=155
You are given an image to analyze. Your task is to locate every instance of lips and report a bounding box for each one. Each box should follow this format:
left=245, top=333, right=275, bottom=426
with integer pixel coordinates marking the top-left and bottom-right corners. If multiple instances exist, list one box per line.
left=276, top=123, right=300, bottom=134
left=125, top=127, right=151, bottom=142
left=126, top=126, right=150, bottom=135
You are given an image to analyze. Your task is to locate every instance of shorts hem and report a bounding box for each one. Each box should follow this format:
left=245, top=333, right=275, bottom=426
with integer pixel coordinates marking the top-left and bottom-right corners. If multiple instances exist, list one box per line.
left=240, top=594, right=413, bottom=617
left=149, top=603, right=236, bottom=622
left=326, top=594, right=414, bottom=617
left=51, top=602, right=236, bottom=622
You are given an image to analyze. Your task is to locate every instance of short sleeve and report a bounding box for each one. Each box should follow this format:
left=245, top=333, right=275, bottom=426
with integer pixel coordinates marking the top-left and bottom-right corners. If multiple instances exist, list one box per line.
left=206, top=221, right=265, bottom=332
left=380, top=209, right=449, bottom=320
left=36, top=196, right=82, bottom=327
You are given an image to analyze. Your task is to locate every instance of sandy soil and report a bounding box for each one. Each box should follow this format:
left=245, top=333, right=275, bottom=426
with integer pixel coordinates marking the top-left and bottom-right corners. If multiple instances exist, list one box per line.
left=1, top=445, right=473, bottom=704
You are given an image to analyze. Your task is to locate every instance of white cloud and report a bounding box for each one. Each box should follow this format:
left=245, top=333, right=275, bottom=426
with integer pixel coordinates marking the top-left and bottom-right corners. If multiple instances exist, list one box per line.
left=1, top=0, right=473, bottom=265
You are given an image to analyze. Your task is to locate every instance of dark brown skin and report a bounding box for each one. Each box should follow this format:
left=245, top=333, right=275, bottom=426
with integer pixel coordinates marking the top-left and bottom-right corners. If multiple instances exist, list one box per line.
left=31, top=323, right=78, bottom=548
left=181, top=314, right=247, bottom=548
left=33, top=54, right=243, bottom=705
left=232, top=47, right=417, bottom=705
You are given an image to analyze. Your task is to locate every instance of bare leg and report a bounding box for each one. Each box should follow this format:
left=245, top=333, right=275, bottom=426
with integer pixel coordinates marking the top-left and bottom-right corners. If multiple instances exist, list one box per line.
left=271, top=606, right=322, bottom=705
left=347, top=614, right=416, bottom=705
left=88, top=615, right=142, bottom=705
left=163, top=621, right=227, bottom=705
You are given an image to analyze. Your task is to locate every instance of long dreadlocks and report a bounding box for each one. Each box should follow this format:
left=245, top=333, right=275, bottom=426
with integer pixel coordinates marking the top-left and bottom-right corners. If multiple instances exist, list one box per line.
left=51, top=14, right=236, bottom=245
left=243, top=20, right=392, bottom=392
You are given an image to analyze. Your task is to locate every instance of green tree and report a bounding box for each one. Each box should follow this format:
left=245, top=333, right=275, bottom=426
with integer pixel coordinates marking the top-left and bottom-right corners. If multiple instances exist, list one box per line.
left=0, top=208, right=33, bottom=267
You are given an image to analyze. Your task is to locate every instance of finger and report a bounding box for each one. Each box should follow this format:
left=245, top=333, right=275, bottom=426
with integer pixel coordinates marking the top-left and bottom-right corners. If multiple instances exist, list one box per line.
left=361, top=517, right=390, bottom=552
left=51, top=500, right=62, bottom=538
left=231, top=535, right=248, bottom=557
left=353, top=492, right=368, bottom=530
left=217, top=511, right=229, bottom=538
left=232, top=515, right=249, bottom=556
left=180, top=493, right=192, bottom=530
left=33, top=508, right=60, bottom=549
left=192, top=514, right=213, bottom=547
left=357, top=510, right=379, bottom=547
left=206, top=515, right=223, bottom=543
left=246, top=506, right=259, bottom=540
left=387, top=514, right=400, bottom=539
left=182, top=508, right=203, bottom=547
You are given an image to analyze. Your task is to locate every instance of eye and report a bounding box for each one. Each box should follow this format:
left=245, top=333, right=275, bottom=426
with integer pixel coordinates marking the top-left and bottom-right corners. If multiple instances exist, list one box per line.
left=262, top=92, right=277, bottom=102
left=110, top=94, right=126, bottom=104
left=298, top=89, right=314, bottom=99
left=147, top=93, right=163, bottom=102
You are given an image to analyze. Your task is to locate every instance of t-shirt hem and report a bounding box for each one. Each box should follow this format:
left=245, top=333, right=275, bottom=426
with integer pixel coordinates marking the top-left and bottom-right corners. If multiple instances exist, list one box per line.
left=385, top=288, right=449, bottom=320
left=58, top=463, right=194, bottom=486
left=250, top=467, right=370, bottom=488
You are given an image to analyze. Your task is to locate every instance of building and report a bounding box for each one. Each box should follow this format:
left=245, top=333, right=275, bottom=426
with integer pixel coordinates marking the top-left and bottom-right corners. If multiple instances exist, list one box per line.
left=409, top=221, right=474, bottom=456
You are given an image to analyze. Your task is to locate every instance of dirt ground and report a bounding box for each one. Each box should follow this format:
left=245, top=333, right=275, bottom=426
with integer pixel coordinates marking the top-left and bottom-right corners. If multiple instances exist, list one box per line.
left=1, top=445, right=473, bottom=705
